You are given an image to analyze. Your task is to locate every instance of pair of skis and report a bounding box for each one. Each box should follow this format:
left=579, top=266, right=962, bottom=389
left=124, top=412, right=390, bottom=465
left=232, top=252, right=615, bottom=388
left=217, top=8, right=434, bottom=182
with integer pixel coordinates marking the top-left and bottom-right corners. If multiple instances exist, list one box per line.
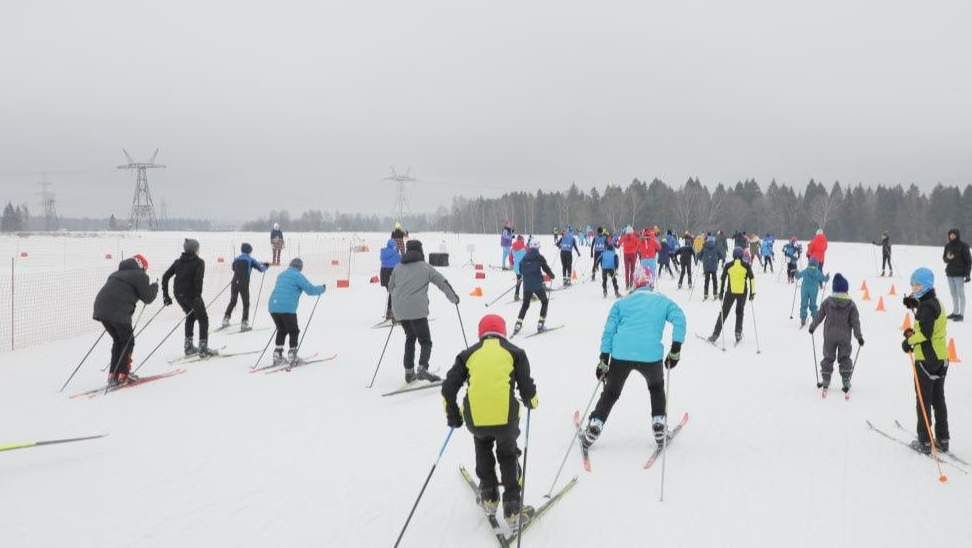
left=866, top=420, right=968, bottom=474
left=459, top=466, right=576, bottom=547
left=381, top=380, right=442, bottom=397
left=573, top=410, right=690, bottom=471
left=250, top=353, right=338, bottom=374
left=510, top=325, right=566, bottom=340
left=69, top=368, right=188, bottom=399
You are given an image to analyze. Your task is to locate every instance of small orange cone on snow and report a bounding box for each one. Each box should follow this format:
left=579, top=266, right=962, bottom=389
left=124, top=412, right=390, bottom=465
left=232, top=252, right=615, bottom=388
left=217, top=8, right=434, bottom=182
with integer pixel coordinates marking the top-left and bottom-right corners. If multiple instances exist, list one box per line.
left=948, top=338, right=961, bottom=363
left=470, top=287, right=483, bottom=297
left=900, top=313, right=912, bottom=331
left=862, top=288, right=872, bottom=301
left=889, top=284, right=897, bottom=296
left=875, top=296, right=886, bottom=312
left=572, top=270, right=579, bottom=281
left=860, top=280, right=869, bottom=291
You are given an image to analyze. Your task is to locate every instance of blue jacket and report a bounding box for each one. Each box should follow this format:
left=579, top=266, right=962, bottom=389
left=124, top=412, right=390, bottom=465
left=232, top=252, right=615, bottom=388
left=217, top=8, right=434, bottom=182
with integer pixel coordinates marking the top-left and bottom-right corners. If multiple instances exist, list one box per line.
left=520, top=248, right=554, bottom=292
left=666, top=234, right=679, bottom=251
left=784, top=243, right=802, bottom=263
left=760, top=239, right=774, bottom=257
left=234, top=253, right=268, bottom=274
left=701, top=240, right=722, bottom=272
left=268, top=267, right=326, bottom=314
left=512, top=247, right=528, bottom=275
left=559, top=233, right=579, bottom=253
left=658, top=241, right=671, bottom=265
left=600, top=248, right=618, bottom=270
left=796, top=266, right=830, bottom=301
left=600, top=287, right=687, bottom=362
left=380, top=239, right=401, bottom=269
left=593, top=235, right=607, bottom=253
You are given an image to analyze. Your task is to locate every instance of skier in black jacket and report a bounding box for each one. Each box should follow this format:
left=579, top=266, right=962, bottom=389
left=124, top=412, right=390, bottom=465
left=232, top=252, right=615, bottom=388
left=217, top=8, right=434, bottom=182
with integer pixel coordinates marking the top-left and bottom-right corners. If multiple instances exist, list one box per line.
left=93, top=255, right=158, bottom=385
left=872, top=232, right=893, bottom=276
left=162, top=239, right=217, bottom=356
left=222, top=242, right=269, bottom=331
left=942, top=229, right=972, bottom=321
left=514, top=238, right=555, bottom=336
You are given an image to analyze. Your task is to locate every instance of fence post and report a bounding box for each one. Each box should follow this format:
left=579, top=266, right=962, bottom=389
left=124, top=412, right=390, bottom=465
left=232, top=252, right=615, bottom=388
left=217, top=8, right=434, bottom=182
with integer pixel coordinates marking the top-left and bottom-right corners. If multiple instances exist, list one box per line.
left=11, top=257, right=14, bottom=351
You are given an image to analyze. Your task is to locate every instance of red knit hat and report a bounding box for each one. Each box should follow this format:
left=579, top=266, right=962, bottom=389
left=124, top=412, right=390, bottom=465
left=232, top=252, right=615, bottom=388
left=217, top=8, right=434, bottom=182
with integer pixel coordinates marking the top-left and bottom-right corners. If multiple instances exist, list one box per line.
left=133, top=254, right=149, bottom=271
left=478, top=314, right=507, bottom=339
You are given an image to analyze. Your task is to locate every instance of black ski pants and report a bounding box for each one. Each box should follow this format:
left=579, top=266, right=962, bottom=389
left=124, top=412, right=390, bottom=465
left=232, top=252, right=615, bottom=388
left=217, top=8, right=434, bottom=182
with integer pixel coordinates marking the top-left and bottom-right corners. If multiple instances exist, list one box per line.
left=517, top=289, right=549, bottom=321
left=101, top=320, right=134, bottom=376
left=271, top=312, right=300, bottom=348
left=470, top=421, right=521, bottom=504
left=602, top=268, right=619, bottom=293
left=712, top=293, right=746, bottom=338
left=914, top=360, right=949, bottom=443
left=514, top=274, right=522, bottom=299
left=882, top=252, right=892, bottom=272
left=560, top=251, right=573, bottom=279
left=703, top=271, right=717, bottom=297
left=762, top=255, right=774, bottom=273
left=400, top=318, right=432, bottom=370
left=591, top=251, right=602, bottom=277
left=380, top=267, right=394, bottom=319
left=224, top=278, right=251, bottom=322
left=176, top=294, right=209, bottom=341
left=592, top=359, right=666, bottom=423
left=678, top=259, right=692, bottom=286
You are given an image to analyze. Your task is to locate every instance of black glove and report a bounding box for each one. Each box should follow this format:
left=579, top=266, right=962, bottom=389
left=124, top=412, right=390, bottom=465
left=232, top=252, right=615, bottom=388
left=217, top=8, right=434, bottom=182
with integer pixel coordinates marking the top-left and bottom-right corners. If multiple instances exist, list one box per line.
left=749, top=293, right=755, bottom=301
left=718, top=291, right=724, bottom=300
left=163, top=295, right=173, bottom=306
left=664, top=342, right=681, bottom=369
left=857, top=337, right=864, bottom=346
left=446, top=404, right=463, bottom=429
left=808, top=325, right=815, bottom=335
left=902, top=296, right=919, bottom=309
left=901, top=339, right=913, bottom=354
left=263, top=262, right=270, bottom=268
left=596, top=354, right=611, bottom=380
left=966, top=276, right=970, bottom=283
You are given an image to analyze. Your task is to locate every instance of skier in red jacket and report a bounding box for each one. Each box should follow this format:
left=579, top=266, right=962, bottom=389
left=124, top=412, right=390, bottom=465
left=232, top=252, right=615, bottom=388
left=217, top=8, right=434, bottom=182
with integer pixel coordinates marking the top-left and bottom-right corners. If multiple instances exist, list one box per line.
left=807, top=229, right=828, bottom=269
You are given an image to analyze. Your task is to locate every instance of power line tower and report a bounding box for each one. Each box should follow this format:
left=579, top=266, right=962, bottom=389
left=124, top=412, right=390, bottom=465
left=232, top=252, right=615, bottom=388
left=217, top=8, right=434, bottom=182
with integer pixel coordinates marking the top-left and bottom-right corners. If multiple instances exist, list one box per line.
left=118, top=149, right=164, bottom=230
left=36, top=173, right=58, bottom=231
left=384, top=166, right=416, bottom=222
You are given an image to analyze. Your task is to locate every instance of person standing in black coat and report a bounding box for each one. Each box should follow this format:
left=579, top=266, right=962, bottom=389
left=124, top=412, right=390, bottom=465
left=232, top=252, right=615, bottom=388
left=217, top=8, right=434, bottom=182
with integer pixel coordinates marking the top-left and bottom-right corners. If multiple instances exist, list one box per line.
left=943, top=229, right=972, bottom=321
left=162, top=239, right=217, bottom=356
left=93, top=255, right=158, bottom=385
left=872, top=232, right=893, bottom=276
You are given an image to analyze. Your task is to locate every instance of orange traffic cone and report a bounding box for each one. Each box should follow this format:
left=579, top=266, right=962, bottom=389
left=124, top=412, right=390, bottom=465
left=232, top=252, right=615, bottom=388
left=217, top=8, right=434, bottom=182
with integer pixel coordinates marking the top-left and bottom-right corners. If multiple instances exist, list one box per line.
left=862, top=288, right=872, bottom=301
left=899, top=313, right=912, bottom=331
left=875, top=296, right=886, bottom=312
left=469, top=287, right=483, bottom=297
left=948, top=338, right=961, bottom=363
left=860, top=280, right=869, bottom=291
left=889, top=284, right=897, bottom=296
left=572, top=270, right=579, bottom=281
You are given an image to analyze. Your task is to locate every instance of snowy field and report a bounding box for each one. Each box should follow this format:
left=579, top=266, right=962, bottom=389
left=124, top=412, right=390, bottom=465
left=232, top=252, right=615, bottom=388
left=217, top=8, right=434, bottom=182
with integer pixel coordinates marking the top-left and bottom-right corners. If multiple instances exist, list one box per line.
left=1, top=232, right=970, bottom=548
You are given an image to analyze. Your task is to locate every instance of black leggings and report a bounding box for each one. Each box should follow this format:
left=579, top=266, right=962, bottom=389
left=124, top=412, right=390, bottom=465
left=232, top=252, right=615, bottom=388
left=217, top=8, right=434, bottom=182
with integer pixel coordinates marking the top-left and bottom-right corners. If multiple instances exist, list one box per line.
left=271, top=312, right=300, bottom=348
left=762, top=255, right=774, bottom=273
left=400, top=318, right=432, bottom=370
left=602, top=269, right=619, bottom=293
left=679, top=260, right=692, bottom=286
left=592, top=251, right=602, bottom=276
left=471, top=422, right=522, bottom=504
left=224, top=279, right=251, bottom=321
left=712, top=293, right=746, bottom=338
left=102, top=320, right=134, bottom=375
left=914, top=360, right=949, bottom=443
left=518, top=289, right=549, bottom=320
left=176, top=295, right=209, bottom=340
left=560, top=251, right=573, bottom=279
left=592, top=359, right=666, bottom=422
left=882, top=253, right=892, bottom=271
left=703, top=271, right=717, bottom=296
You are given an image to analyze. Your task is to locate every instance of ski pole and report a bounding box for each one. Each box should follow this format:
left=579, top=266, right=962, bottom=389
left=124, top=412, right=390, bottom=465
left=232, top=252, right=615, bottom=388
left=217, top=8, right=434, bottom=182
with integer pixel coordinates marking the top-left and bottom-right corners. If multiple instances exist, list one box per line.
left=660, top=363, right=673, bottom=503
left=485, top=284, right=516, bottom=308
left=367, top=323, right=395, bottom=388
left=251, top=329, right=277, bottom=369
left=392, top=428, right=456, bottom=548
left=789, top=280, right=800, bottom=319
left=59, top=329, right=106, bottom=392
left=871, top=244, right=879, bottom=277
left=545, top=378, right=603, bottom=498
left=718, top=295, right=728, bottom=352
left=851, top=344, right=862, bottom=371
left=100, top=303, right=165, bottom=372
left=516, top=408, right=532, bottom=548
left=908, top=352, right=947, bottom=482
left=810, top=332, right=821, bottom=388
left=455, top=304, right=469, bottom=349
left=250, top=271, right=267, bottom=329
left=749, top=298, right=762, bottom=354
left=289, top=293, right=322, bottom=366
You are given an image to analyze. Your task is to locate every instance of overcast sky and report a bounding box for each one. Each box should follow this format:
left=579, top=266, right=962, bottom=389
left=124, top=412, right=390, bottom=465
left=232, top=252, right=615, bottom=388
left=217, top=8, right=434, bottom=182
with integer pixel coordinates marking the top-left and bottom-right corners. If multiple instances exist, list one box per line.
left=2, top=0, right=971, bottom=222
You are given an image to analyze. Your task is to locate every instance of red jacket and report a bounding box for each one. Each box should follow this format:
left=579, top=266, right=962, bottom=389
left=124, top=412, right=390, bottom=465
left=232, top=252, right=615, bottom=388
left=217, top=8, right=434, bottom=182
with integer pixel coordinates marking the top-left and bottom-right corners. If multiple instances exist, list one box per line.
left=807, top=234, right=828, bottom=263
left=620, top=233, right=641, bottom=256
left=639, top=235, right=661, bottom=259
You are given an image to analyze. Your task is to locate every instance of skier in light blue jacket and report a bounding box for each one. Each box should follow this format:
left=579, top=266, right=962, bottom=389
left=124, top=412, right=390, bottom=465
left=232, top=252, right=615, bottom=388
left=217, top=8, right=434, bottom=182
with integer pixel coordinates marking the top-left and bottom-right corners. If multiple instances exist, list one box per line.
left=268, top=258, right=326, bottom=365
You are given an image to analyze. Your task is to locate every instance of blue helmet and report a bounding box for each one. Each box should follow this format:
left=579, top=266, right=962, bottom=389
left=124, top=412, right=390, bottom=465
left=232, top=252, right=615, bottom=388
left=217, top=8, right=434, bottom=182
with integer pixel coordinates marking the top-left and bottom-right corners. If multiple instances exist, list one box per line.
left=732, top=247, right=744, bottom=259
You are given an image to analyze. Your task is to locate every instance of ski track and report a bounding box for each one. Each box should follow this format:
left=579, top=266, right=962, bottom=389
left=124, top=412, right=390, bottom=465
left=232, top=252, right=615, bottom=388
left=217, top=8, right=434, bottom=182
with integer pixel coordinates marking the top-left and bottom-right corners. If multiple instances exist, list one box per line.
left=0, top=234, right=970, bottom=547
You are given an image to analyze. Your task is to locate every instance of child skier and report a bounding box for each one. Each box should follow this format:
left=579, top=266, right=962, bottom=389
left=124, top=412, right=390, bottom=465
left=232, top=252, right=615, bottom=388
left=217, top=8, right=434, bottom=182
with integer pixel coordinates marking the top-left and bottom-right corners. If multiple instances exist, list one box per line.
left=901, top=268, right=950, bottom=454
left=379, top=237, right=401, bottom=321
left=442, top=314, right=538, bottom=525
left=760, top=234, right=775, bottom=273
left=783, top=237, right=802, bottom=283
left=92, top=255, right=158, bottom=385
left=581, top=266, right=686, bottom=449
left=267, top=258, right=326, bottom=365
left=639, top=229, right=661, bottom=278
left=162, top=238, right=217, bottom=357
left=389, top=240, right=461, bottom=384
left=808, top=274, right=864, bottom=394
left=558, top=228, right=581, bottom=285
left=700, top=236, right=723, bottom=300
left=514, top=238, right=555, bottom=336
left=796, top=258, right=830, bottom=327
left=600, top=240, right=621, bottom=298
left=658, top=236, right=675, bottom=278
left=707, top=248, right=755, bottom=344
left=676, top=233, right=695, bottom=289
left=222, top=243, right=269, bottom=331
left=591, top=227, right=607, bottom=281
left=511, top=235, right=527, bottom=301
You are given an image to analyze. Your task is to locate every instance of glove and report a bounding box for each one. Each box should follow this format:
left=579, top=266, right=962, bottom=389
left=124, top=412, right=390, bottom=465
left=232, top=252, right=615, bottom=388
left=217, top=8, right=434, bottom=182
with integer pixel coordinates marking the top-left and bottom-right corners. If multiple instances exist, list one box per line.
left=901, top=339, right=913, bottom=354
left=664, top=342, right=681, bottom=370
left=445, top=403, right=463, bottom=429
left=857, top=337, right=864, bottom=346
left=808, top=326, right=815, bottom=335
left=263, top=262, right=270, bottom=268
left=749, top=293, right=755, bottom=301
left=321, top=284, right=327, bottom=293
left=163, top=295, right=173, bottom=306
left=596, top=354, right=611, bottom=380
left=966, top=276, right=970, bottom=283
left=902, top=296, right=919, bottom=309
left=525, top=394, right=539, bottom=410
left=718, top=291, right=724, bottom=300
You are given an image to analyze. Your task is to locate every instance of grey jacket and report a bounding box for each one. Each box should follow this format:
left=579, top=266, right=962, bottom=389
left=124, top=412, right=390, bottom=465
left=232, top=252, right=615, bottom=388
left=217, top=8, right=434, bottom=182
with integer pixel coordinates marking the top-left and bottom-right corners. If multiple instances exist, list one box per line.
left=389, top=249, right=459, bottom=320
left=809, top=294, right=863, bottom=344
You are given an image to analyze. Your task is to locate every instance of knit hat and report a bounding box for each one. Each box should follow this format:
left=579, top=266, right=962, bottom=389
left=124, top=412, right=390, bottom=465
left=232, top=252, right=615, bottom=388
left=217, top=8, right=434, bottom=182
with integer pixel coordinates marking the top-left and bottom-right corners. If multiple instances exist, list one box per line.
left=816, top=229, right=824, bottom=236
left=632, top=265, right=656, bottom=290
left=183, top=239, right=200, bottom=255
left=289, top=257, right=304, bottom=271
left=832, top=273, right=849, bottom=294
left=529, top=237, right=541, bottom=249
left=478, top=314, right=507, bottom=339
left=241, top=242, right=253, bottom=254
left=132, top=254, right=148, bottom=271
left=273, top=222, right=280, bottom=230
left=809, top=257, right=819, bottom=267
left=911, top=267, right=934, bottom=297
left=406, top=240, right=423, bottom=253
left=732, top=247, right=744, bottom=259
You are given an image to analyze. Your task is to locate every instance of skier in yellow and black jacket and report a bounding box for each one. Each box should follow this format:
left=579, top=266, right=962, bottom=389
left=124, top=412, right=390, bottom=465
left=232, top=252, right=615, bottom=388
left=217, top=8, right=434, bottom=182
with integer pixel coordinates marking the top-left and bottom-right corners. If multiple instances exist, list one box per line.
left=442, top=314, right=538, bottom=527
left=707, top=247, right=755, bottom=344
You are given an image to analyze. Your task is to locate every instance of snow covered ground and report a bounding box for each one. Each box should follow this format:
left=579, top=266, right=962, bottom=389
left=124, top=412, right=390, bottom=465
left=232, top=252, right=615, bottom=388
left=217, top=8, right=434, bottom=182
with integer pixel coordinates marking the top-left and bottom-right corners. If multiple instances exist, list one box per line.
left=1, top=233, right=970, bottom=547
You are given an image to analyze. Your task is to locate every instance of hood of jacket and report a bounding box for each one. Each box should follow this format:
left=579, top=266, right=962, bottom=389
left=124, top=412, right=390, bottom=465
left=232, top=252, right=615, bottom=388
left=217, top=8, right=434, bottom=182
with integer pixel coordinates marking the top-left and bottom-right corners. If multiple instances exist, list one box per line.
left=828, top=294, right=854, bottom=311
left=949, top=229, right=962, bottom=241
left=117, top=258, right=140, bottom=271
left=703, top=240, right=716, bottom=251
left=179, top=252, right=198, bottom=264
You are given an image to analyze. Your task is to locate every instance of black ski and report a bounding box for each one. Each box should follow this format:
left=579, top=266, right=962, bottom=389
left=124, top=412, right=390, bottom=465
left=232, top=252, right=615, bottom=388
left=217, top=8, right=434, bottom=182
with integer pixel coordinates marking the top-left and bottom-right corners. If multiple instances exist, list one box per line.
left=178, top=349, right=260, bottom=364
left=267, top=354, right=339, bottom=374
left=865, top=420, right=968, bottom=474
left=523, top=325, right=565, bottom=339
left=894, top=420, right=970, bottom=467
left=459, top=466, right=510, bottom=548
left=381, top=380, right=443, bottom=397
left=70, top=368, right=187, bottom=399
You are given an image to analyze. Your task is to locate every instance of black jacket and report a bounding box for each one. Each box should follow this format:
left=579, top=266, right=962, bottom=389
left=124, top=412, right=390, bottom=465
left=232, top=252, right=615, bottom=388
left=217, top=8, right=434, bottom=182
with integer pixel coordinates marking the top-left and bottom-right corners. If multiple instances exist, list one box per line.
left=93, top=259, right=158, bottom=324
left=270, top=228, right=283, bottom=240
left=519, top=248, right=555, bottom=292
left=943, top=229, right=972, bottom=278
left=162, top=253, right=206, bottom=300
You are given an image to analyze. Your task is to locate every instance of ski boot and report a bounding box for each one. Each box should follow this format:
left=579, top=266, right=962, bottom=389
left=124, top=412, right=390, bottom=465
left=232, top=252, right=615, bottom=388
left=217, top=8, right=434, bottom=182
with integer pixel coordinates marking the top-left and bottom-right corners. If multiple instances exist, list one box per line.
left=504, top=500, right=536, bottom=532
left=936, top=438, right=950, bottom=453
left=184, top=337, right=199, bottom=356
left=706, top=333, right=719, bottom=344
left=108, top=375, right=121, bottom=387
left=240, top=320, right=251, bottom=332
left=119, top=372, right=140, bottom=384
left=603, top=289, right=608, bottom=298
left=615, top=289, right=622, bottom=298
left=416, top=366, right=441, bottom=383
left=581, top=418, right=603, bottom=449
left=479, top=486, right=499, bottom=516
left=536, top=317, right=546, bottom=333
left=880, top=270, right=886, bottom=277
left=652, top=416, right=672, bottom=445
left=221, top=316, right=231, bottom=329
left=272, top=347, right=286, bottom=366
left=677, top=283, right=683, bottom=290
left=198, top=340, right=218, bottom=358
left=513, top=293, right=520, bottom=302
left=404, top=368, right=416, bottom=384
left=591, top=274, right=596, bottom=282
left=841, top=376, right=852, bottom=393
left=287, top=348, right=303, bottom=366
left=800, top=319, right=807, bottom=328
left=735, top=332, right=743, bottom=344
left=910, top=439, right=932, bottom=454
left=512, top=320, right=523, bottom=336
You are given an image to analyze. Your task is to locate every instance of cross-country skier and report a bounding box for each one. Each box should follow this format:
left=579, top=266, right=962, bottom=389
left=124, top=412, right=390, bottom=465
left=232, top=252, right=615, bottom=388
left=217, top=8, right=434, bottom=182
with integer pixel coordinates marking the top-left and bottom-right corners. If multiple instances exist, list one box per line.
left=808, top=273, right=863, bottom=393
left=511, top=235, right=527, bottom=301
left=500, top=220, right=514, bottom=270
left=901, top=267, right=950, bottom=454
left=222, top=243, right=269, bottom=331
left=388, top=240, right=460, bottom=383
left=93, top=255, right=158, bottom=385
left=692, top=233, right=705, bottom=265
left=760, top=234, right=775, bottom=273
left=706, top=248, right=755, bottom=344
left=514, top=238, right=555, bottom=336
left=600, top=240, right=621, bottom=298
left=442, top=314, right=538, bottom=526
left=267, top=258, right=326, bottom=365
left=700, top=236, right=723, bottom=301
left=379, top=237, right=401, bottom=321
left=639, top=229, right=661, bottom=278
left=716, top=229, right=729, bottom=267
left=558, top=228, right=581, bottom=285
left=392, top=222, right=409, bottom=256
left=808, top=229, right=828, bottom=269
left=783, top=237, right=802, bottom=283
left=270, top=223, right=284, bottom=266
left=872, top=232, right=892, bottom=277
left=619, top=228, right=641, bottom=290
left=676, top=233, right=695, bottom=289
left=581, top=266, right=686, bottom=450
left=658, top=235, right=675, bottom=278
left=795, top=258, right=830, bottom=328
left=591, top=227, right=607, bottom=280
left=162, top=239, right=217, bottom=357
